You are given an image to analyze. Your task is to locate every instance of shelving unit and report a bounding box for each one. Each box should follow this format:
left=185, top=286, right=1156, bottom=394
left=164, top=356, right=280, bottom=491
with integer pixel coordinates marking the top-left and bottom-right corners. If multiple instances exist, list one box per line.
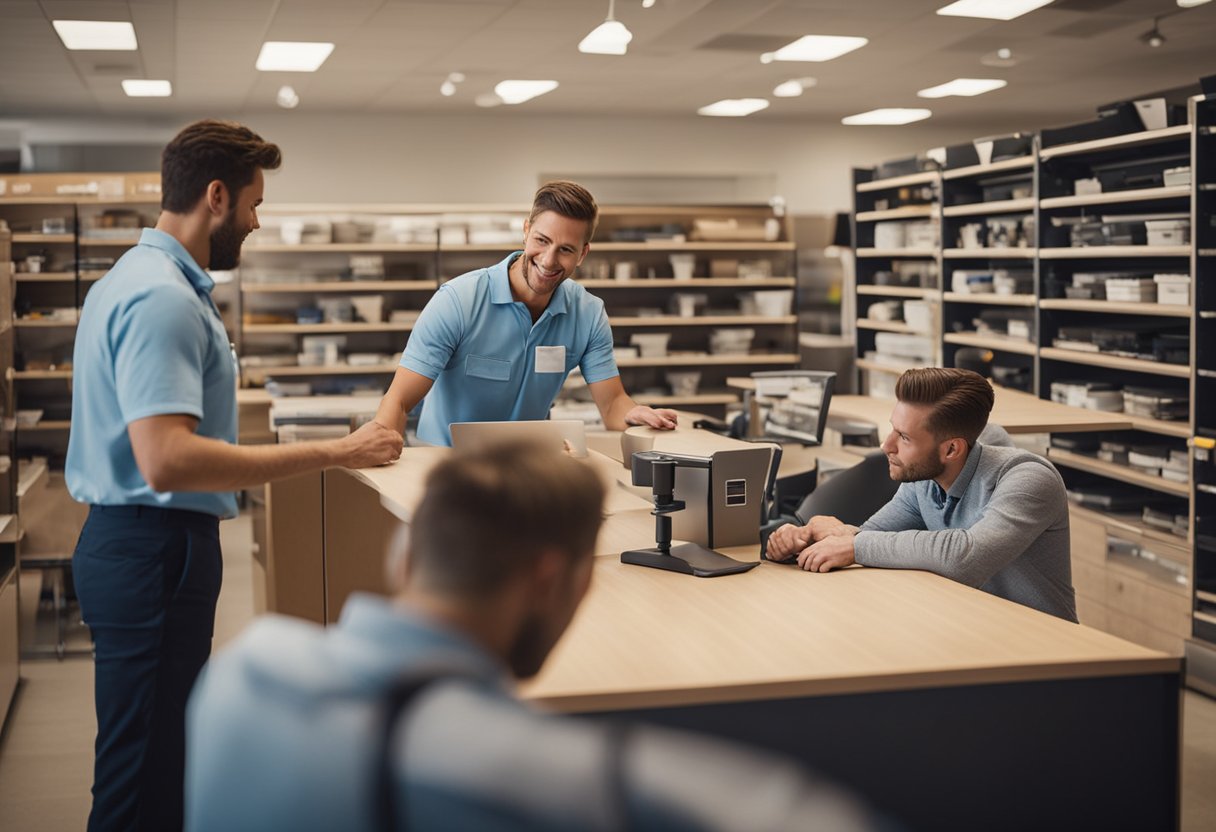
left=851, top=167, right=942, bottom=397
left=0, top=230, right=19, bottom=723
left=852, top=99, right=1209, bottom=658
left=0, top=173, right=159, bottom=649
left=239, top=203, right=799, bottom=417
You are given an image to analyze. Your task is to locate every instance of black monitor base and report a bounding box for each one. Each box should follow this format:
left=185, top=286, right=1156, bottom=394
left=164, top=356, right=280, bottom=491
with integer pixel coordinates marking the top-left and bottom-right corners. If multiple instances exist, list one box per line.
left=621, top=542, right=759, bottom=578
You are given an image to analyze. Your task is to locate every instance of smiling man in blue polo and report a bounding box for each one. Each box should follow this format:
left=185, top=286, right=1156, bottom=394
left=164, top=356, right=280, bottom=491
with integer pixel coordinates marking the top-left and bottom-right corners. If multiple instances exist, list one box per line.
left=374, top=180, right=678, bottom=444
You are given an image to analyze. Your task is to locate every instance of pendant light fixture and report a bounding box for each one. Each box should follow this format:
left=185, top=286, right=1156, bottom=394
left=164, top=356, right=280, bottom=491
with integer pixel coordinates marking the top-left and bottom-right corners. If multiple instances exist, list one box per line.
left=579, top=0, right=633, bottom=55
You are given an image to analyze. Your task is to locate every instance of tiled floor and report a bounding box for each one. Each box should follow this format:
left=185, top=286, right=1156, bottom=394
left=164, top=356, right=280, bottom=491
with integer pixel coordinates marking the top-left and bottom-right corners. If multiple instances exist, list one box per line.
left=1, top=512, right=1214, bottom=830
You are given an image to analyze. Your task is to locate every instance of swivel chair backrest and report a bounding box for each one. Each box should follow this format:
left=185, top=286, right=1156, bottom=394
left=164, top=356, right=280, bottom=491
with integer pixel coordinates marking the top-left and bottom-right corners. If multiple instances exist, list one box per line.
left=792, top=451, right=899, bottom=528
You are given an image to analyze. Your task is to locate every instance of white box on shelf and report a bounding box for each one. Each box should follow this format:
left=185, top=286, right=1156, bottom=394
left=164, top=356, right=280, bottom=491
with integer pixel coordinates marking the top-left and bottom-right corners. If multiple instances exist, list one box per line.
left=1144, top=219, right=1190, bottom=246
left=874, top=222, right=906, bottom=249
left=1162, top=166, right=1191, bottom=188
left=630, top=332, right=671, bottom=358
left=904, top=221, right=938, bottom=250
left=903, top=300, right=933, bottom=332
left=1105, top=278, right=1156, bottom=303
left=1074, top=178, right=1102, bottom=196
left=1153, top=273, right=1191, bottom=305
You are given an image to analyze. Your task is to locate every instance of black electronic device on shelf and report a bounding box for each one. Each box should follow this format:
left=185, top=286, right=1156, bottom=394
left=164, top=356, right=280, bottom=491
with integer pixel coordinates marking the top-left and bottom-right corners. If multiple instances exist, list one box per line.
left=621, top=451, right=758, bottom=578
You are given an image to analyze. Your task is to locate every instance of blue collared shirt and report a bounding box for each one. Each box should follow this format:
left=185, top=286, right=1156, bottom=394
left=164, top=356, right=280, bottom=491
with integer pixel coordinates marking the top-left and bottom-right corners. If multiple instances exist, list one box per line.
left=66, top=228, right=238, bottom=518
left=401, top=253, right=618, bottom=446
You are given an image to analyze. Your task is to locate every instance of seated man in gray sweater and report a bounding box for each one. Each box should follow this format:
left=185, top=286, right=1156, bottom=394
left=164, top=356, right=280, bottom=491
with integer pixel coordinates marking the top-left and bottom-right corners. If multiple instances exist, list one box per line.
left=186, top=441, right=879, bottom=831
left=767, top=368, right=1077, bottom=622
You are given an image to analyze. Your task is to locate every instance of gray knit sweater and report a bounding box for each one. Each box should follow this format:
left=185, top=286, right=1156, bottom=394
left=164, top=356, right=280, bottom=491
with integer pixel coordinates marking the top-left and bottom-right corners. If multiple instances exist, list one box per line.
left=854, top=443, right=1078, bottom=622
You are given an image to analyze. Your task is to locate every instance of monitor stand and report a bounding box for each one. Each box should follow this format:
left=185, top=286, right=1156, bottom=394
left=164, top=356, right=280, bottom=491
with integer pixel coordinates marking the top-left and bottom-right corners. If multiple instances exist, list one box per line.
left=622, top=542, right=758, bottom=578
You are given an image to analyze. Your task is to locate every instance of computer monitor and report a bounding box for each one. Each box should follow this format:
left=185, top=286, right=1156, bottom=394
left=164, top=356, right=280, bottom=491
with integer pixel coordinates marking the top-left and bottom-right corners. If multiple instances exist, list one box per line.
left=751, top=370, right=836, bottom=446
left=449, top=420, right=588, bottom=457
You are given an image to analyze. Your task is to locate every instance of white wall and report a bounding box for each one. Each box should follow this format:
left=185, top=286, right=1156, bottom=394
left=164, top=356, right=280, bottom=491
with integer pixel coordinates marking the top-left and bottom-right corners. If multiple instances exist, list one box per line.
left=2, top=111, right=980, bottom=213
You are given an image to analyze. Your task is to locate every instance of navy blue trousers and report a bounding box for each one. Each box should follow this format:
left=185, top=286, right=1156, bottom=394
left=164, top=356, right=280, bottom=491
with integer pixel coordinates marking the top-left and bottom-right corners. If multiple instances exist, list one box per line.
left=73, top=504, right=223, bottom=832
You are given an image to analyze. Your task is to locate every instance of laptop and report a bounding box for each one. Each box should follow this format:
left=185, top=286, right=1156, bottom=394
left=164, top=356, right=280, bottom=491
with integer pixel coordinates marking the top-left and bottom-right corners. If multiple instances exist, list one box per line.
left=449, top=420, right=589, bottom=458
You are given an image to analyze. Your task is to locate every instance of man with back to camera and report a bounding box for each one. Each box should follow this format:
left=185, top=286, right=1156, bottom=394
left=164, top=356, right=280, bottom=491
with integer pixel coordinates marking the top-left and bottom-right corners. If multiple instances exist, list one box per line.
left=374, top=180, right=679, bottom=444
left=66, top=119, right=403, bottom=832
left=184, top=441, right=880, bottom=831
left=767, top=368, right=1077, bottom=622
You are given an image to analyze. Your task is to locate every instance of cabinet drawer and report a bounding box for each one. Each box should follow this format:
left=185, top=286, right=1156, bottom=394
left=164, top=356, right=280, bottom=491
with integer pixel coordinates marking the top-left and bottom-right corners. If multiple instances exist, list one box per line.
left=1069, top=511, right=1107, bottom=565
left=1105, top=571, right=1191, bottom=638
left=1104, top=609, right=1185, bottom=656
left=1071, top=558, right=1107, bottom=604
left=1075, top=594, right=1108, bottom=631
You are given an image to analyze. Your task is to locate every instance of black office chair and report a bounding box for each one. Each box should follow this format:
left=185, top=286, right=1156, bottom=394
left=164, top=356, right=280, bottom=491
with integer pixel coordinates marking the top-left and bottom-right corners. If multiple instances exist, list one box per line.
left=760, top=451, right=899, bottom=560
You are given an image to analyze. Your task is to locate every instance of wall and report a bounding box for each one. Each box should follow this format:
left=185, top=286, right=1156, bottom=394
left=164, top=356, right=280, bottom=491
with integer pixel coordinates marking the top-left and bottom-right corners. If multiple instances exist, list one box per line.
left=0, top=111, right=978, bottom=213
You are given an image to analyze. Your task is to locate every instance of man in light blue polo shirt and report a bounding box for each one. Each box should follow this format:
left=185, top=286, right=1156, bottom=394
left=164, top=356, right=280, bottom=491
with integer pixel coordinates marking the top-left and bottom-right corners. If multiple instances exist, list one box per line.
left=66, top=120, right=402, bottom=832
left=374, top=180, right=678, bottom=445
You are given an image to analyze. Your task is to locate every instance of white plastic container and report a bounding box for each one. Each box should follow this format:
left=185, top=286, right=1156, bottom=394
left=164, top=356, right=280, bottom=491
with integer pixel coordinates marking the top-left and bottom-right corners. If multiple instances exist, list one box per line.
left=1145, top=219, right=1190, bottom=246
left=752, top=290, right=793, bottom=317
left=708, top=328, right=754, bottom=355
left=1105, top=278, right=1156, bottom=303
left=903, top=300, right=933, bottom=332
left=874, top=222, right=906, bottom=249
left=630, top=332, right=671, bottom=358
left=669, top=253, right=696, bottom=280
left=666, top=371, right=702, bottom=397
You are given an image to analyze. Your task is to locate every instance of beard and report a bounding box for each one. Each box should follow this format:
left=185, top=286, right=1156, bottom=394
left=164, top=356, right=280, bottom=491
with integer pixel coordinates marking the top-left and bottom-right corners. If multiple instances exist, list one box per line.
left=506, top=608, right=558, bottom=680
left=888, top=454, right=946, bottom=483
left=521, top=256, right=568, bottom=297
left=208, top=209, right=245, bottom=271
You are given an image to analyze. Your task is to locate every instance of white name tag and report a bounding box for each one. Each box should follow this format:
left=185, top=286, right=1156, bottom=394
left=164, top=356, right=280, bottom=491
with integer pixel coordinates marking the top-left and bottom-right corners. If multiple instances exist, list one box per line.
left=534, top=345, right=566, bottom=373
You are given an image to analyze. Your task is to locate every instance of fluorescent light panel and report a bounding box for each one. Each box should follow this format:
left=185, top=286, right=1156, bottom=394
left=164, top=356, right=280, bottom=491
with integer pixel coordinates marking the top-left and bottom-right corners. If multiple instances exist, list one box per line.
left=698, top=98, right=769, bottom=117
left=772, top=35, right=868, bottom=62
left=52, top=20, right=137, bottom=50
left=255, top=41, right=334, bottom=72
left=578, top=20, right=633, bottom=55
left=122, top=79, right=171, bottom=97
left=936, top=0, right=1054, bottom=21
left=842, top=108, right=932, bottom=126
left=494, top=80, right=559, bottom=105
left=917, top=78, right=1006, bottom=98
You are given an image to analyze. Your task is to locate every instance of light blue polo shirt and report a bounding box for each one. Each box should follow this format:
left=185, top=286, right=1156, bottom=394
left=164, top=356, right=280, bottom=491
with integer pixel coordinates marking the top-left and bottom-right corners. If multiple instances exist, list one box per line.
left=402, top=253, right=618, bottom=446
left=66, top=228, right=239, bottom=518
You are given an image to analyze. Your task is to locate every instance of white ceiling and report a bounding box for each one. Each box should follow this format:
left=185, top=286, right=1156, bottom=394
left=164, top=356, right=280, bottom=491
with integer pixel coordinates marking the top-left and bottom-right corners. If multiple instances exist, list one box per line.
left=1, top=0, right=1214, bottom=133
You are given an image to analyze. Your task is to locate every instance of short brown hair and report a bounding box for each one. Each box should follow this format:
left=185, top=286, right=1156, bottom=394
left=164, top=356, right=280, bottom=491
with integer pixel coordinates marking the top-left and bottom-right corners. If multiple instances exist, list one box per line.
left=895, top=368, right=994, bottom=446
left=406, top=441, right=606, bottom=598
left=161, top=119, right=281, bottom=213
left=530, top=180, right=599, bottom=243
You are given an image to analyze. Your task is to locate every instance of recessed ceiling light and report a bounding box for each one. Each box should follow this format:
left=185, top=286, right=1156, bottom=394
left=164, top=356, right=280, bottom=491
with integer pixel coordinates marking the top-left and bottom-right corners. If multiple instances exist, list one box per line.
left=770, top=35, right=868, bottom=62
left=276, top=85, right=300, bottom=108
left=773, top=77, right=817, bottom=98
left=842, top=108, right=932, bottom=126
left=698, top=98, right=770, bottom=117
left=255, top=41, right=334, bottom=72
left=52, top=20, right=137, bottom=51
left=936, top=0, right=1054, bottom=21
left=494, top=80, right=559, bottom=104
left=917, top=78, right=1007, bottom=98
left=121, top=79, right=171, bottom=97
left=1178, top=0, right=1212, bottom=6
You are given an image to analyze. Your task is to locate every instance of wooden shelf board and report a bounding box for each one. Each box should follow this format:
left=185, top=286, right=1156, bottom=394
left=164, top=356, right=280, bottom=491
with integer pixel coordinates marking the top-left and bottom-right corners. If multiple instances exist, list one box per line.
left=1039, top=125, right=1192, bottom=160
left=79, top=271, right=109, bottom=280
left=589, top=241, right=796, bottom=252
left=577, top=278, right=796, bottom=288
left=942, top=248, right=1036, bottom=259
left=856, top=248, right=937, bottom=258
left=18, top=420, right=71, bottom=432
left=856, top=171, right=939, bottom=192
left=1048, top=448, right=1190, bottom=497
left=608, top=315, right=796, bottom=327
left=856, top=320, right=923, bottom=334
left=855, top=358, right=912, bottom=375
left=855, top=206, right=938, bottom=222
left=1040, top=185, right=1191, bottom=210
left=943, top=292, right=1035, bottom=307
left=78, top=237, right=139, bottom=247
left=942, top=198, right=1036, bottom=217
left=244, top=364, right=399, bottom=379
left=244, top=243, right=436, bottom=253
left=1038, top=246, right=1191, bottom=259
left=1067, top=503, right=1190, bottom=550
left=1039, top=346, right=1190, bottom=378
left=11, top=370, right=72, bottom=380
left=11, top=233, right=74, bottom=244
left=242, top=322, right=416, bottom=334
left=14, top=272, right=75, bottom=282
left=241, top=280, right=437, bottom=293
left=1039, top=299, right=1191, bottom=317
left=943, top=332, right=1036, bottom=355
left=857, top=285, right=937, bottom=299
left=616, top=353, right=800, bottom=368
left=15, top=316, right=78, bottom=328
left=942, top=157, right=1035, bottom=180
left=1124, top=415, right=1191, bottom=439
left=632, top=392, right=739, bottom=406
